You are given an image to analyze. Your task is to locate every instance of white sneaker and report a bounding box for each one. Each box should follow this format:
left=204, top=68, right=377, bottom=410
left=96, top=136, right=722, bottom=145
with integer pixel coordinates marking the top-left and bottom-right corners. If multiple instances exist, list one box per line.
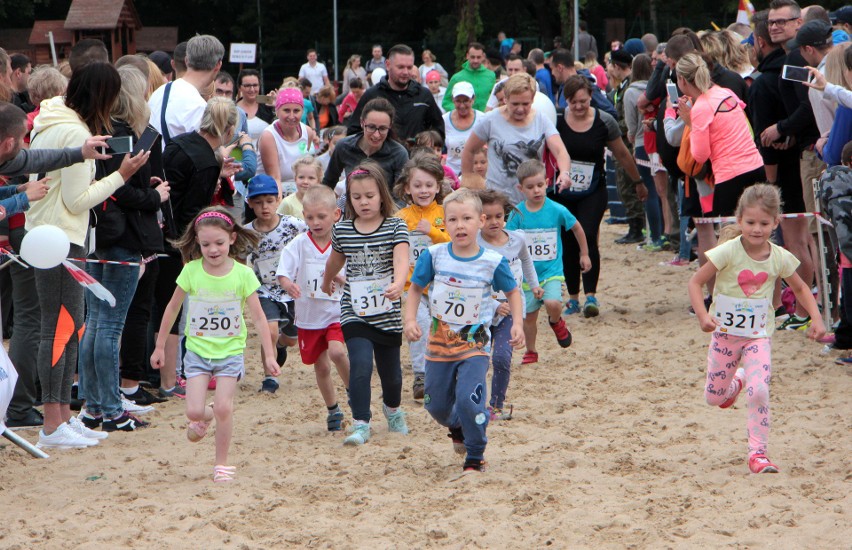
left=121, top=394, right=154, bottom=414
left=68, top=416, right=109, bottom=440
left=37, top=423, right=99, bottom=449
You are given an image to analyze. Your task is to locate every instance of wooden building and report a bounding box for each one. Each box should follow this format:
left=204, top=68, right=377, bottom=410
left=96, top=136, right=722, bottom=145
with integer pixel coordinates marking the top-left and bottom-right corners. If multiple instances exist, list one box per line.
left=28, top=21, right=74, bottom=65
left=64, top=0, right=143, bottom=62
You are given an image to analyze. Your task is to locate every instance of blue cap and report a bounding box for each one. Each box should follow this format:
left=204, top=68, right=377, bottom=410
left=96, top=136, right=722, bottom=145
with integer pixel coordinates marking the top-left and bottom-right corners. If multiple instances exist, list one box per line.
left=623, top=38, right=645, bottom=57
left=246, top=174, right=279, bottom=198
left=741, top=33, right=754, bottom=46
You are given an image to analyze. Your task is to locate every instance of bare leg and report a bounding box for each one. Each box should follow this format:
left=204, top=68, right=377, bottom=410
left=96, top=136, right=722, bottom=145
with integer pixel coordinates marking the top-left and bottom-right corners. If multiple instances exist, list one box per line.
left=544, top=300, right=563, bottom=324
left=523, top=309, right=540, bottom=354
left=157, top=333, right=178, bottom=390
left=654, top=171, right=673, bottom=235
left=211, top=376, right=238, bottom=466
left=327, top=340, right=350, bottom=388
left=42, top=402, right=62, bottom=434
left=314, top=352, right=337, bottom=407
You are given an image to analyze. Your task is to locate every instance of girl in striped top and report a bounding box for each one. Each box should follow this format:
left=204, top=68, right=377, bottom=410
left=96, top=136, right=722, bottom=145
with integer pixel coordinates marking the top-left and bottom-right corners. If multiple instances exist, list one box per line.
left=322, top=161, right=411, bottom=446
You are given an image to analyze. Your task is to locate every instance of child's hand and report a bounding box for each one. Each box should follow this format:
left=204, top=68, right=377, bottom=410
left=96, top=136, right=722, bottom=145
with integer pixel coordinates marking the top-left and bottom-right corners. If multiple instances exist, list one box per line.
left=532, top=286, right=544, bottom=299
left=698, top=314, right=719, bottom=333
left=807, top=318, right=826, bottom=341
left=580, top=255, right=592, bottom=272
left=509, top=323, right=525, bottom=348
left=283, top=279, right=301, bottom=299
left=384, top=280, right=404, bottom=301
left=416, top=219, right=432, bottom=234
left=334, top=275, right=346, bottom=286
left=264, top=357, right=281, bottom=377
left=496, top=302, right=511, bottom=316
left=404, top=319, right=422, bottom=341
left=150, top=348, right=164, bottom=370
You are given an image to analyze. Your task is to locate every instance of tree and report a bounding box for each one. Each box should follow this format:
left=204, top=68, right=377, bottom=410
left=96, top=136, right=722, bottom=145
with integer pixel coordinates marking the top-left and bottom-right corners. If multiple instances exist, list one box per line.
left=453, top=0, right=482, bottom=71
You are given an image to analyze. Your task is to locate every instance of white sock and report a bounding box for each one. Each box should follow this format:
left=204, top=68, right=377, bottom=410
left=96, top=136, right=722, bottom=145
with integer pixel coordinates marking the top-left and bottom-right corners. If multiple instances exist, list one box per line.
left=353, top=419, right=369, bottom=426
left=120, top=385, right=139, bottom=395
left=385, top=406, right=399, bottom=414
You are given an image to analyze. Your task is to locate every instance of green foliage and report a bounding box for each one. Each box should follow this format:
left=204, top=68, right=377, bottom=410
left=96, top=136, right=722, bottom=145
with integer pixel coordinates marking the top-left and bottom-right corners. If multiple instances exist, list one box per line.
left=453, top=0, right=482, bottom=71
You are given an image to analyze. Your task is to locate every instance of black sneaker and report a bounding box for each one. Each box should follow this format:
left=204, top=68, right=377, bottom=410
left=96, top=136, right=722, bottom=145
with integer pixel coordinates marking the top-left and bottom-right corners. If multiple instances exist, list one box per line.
left=448, top=427, right=465, bottom=455
left=276, top=344, right=287, bottom=367
left=260, top=377, right=279, bottom=393
left=463, top=458, right=485, bottom=472
left=122, top=386, right=168, bottom=405
left=5, top=408, right=44, bottom=428
left=103, top=411, right=149, bottom=432
left=78, top=410, right=102, bottom=429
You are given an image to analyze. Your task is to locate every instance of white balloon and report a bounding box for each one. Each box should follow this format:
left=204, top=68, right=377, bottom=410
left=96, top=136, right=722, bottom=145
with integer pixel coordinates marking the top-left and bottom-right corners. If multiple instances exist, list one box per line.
left=20, top=225, right=70, bottom=269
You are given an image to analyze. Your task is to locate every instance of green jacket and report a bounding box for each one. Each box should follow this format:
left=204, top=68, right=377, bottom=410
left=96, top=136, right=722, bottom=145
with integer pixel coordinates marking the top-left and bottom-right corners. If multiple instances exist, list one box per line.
left=443, top=61, right=496, bottom=112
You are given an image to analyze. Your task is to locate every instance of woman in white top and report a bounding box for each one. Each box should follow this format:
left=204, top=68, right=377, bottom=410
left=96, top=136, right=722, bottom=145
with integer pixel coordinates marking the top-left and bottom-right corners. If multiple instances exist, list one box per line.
left=342, top=55, right=367, bottom=96
left=419, top=50, right=449, bottom=86
left=441, top=81, right=482, bottom=175
left=256, top=88, right=317, bottom=196
left=236, top=69, right=275, bottom=144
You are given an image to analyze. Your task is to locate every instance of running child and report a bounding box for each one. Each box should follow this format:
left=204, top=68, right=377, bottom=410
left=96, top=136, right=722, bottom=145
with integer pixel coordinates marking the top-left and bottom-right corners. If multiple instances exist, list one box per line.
left=277, top=185, right=351, bottom=431
left=278, top=156, right=323, bottom=220
left=688, top=184, right=825, bottom=474
left=478, top=189, right=541, bottom=420
left=151, top=207, right=280, bottom=482
left=321, top=161, right=410, bottom=446
left=245, top=174, right=308, bottom=393
left=394, top=154, right=451, bottom=399
left=506, top=159, right=590, bottom=365
left=405, top=188, right=524, bottom=472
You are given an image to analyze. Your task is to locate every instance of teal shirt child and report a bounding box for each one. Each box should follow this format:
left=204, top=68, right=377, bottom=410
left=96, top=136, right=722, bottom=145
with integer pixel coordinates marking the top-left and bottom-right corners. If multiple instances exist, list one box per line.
left=506, top=197, right=577, bottom=283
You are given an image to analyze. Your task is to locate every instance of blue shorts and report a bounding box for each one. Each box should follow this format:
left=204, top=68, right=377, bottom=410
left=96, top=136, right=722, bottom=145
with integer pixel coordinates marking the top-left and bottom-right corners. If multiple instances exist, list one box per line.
left=183, top=350, right=245, bottom=380
left=524, top=278, right=564, bottom=313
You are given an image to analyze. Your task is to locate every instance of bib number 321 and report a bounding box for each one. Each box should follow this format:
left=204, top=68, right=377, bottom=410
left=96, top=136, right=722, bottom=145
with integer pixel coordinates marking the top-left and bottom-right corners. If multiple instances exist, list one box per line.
left=714, top=294, right=769, bottom=338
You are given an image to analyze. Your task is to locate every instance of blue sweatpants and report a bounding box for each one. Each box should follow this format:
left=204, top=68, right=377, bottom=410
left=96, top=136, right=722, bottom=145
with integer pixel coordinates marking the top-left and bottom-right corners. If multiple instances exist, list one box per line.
left=489, top=315, right=513, bottom=409
left=424, top=354, right=490, bottom=460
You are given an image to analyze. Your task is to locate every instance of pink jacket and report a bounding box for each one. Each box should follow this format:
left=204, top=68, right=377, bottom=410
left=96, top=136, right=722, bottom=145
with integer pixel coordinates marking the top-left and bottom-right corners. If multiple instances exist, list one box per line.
left=690, top=85, right=763, bottom=184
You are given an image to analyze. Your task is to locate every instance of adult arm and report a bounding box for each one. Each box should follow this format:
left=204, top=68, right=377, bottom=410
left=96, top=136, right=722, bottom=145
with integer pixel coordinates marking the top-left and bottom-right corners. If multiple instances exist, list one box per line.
left=688, top=101, right=712, bottom=164
left=0, top=147, right=84, bottom=177
left=460, top=132, right=487, bottom=180
left=322, top=142, right=346, bottom=188
left=645, top=62, right=669, bottom=102
left=258, top=131, right=281, bottom=186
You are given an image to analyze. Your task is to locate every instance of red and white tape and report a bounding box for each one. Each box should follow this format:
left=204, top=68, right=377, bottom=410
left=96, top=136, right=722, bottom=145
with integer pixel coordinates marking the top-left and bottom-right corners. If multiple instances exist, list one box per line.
left=695, top=212, right=832, bottom=226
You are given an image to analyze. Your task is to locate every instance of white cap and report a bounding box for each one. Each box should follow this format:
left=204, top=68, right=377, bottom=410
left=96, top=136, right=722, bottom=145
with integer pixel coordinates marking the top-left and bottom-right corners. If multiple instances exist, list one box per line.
left=452, top=81, right=475, bottom=98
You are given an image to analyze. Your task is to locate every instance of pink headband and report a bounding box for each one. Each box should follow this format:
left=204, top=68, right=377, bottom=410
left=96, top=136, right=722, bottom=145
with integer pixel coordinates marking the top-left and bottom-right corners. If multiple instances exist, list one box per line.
left=348, top=169, right=369, bottom=181
left=275, top=88, right=304, bottom=111
left=195, top=211, right=234, bottom=227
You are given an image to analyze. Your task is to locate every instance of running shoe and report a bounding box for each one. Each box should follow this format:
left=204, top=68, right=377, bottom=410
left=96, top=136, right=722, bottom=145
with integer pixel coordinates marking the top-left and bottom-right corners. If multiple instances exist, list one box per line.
left=463, top=458, right=486, bottom=472
left=260, top=377, right=280, bottom=394
left=563, top=298, right=581, bottom=316
left=719, top=368, right=744, bottom=409
left=773, top=306, right=790, bottom=324
left=37, top=423, right=99, bottom=449
left=778, top=314, right=811, bottom=331
left=78, top=409, right=102, bottom=430
left=521, top=351, right=538, bottom=365
left=276, top=344, right=287, bottom=367
left=412, top=375, right=425, bottom=400
left=834, top=356, right=852, bottom=365
left=448, top=427, right=465, bottom=455
left=641, top=240, right=665, bottom=252
left=583, top=296, right=600, bottom=318
left=343, top=423, right=371, bottom=446
left=659, top=256, right=691, bottom=267
left=383, top=404, right=409, bottom=435
left=488, top=404, right=513, bottom=421
left=103, top=411, right=149, bottom=432
left=550, top=318, right=573, bottom=347
left=122, top=386, right=168, bottom=405
left=748, top=454, right=779, bottom=474
left=4, top=408, right=44, bottom=428
left=68, top=416, right=108, bottom=440
left=327, top=408, right=344, bottom=432
left=121, top=394, right=154, bottom=414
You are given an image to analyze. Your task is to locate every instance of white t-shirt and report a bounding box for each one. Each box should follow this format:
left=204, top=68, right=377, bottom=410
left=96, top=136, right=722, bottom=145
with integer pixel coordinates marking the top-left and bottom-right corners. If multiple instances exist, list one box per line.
left=299, top=62, right=329, bottom=91
left=277, top=232, right=343, bottom=329
left=442, top=109, right=482, bottom=175
left=148, top=79, right=206, bottom=150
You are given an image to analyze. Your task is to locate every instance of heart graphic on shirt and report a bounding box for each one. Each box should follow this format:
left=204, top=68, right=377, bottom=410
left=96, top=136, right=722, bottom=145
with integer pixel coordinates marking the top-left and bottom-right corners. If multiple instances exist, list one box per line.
left=737, top=269, right=768, bottom=297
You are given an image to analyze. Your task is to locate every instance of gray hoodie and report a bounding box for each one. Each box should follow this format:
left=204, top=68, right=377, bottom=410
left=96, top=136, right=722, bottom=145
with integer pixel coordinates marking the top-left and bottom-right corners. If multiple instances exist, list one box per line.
left=624, top=80, right=648, bottom=147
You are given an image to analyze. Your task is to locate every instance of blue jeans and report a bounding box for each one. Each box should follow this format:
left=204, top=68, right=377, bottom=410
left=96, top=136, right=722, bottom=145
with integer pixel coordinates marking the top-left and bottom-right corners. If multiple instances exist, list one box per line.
left=424, top=354, right=490, bottom=460
left=635, top=147, right=663, bottom=243
left=78, top=246, right=141, bottom=418
left=489, top=315, right=513, bottom=409
left=677, top=180, right=693, bottom=261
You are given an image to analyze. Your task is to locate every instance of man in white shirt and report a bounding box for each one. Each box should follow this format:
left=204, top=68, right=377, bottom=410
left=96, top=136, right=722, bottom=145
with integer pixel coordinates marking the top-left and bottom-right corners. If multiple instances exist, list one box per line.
left=148, top=34, right=224, bottom=148
left=298, top=49, right=330, bottom=92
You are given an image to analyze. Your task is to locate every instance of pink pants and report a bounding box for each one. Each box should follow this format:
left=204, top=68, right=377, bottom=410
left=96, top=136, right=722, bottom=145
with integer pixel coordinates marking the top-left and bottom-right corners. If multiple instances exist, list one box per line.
left=705, top=332, right=772, bottom=456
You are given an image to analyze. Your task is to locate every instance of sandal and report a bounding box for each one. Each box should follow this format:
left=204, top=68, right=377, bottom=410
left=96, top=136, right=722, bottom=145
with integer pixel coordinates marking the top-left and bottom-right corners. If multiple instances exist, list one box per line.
left=521, top=351, right=538, bottom=365
left=213, top=465, right=236, bottom=482
left=187, top=420, right=210, bottom=443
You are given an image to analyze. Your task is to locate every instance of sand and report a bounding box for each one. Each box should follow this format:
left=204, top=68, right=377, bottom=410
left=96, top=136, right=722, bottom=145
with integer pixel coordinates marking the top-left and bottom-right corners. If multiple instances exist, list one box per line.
left=1, top=222, right=850, bottom=549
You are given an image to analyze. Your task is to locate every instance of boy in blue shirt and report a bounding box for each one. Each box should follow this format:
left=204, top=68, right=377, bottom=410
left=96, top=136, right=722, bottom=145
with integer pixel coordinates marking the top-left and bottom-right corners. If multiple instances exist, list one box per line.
left=506, top=159, right=590, bottom=365
left=405, top=188, right=524, bottom=473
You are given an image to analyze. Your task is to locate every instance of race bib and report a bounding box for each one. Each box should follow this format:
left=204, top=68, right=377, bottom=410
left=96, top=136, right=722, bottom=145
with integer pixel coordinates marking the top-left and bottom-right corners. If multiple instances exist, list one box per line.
left=188, top=299, right=241, bottom=337
left=255, top=255, right=279, bottom=286
left=526, top=230, right=558, bottom=261
left=350, top=275, right=392, bottom=316
left=493, top=258, right=524, bottom=300
left=409, top=232, right=432, bottom=266
left=568, top=161, right=595, bottom=192
left=714, top=294, right=770, bottom=338
left=304, top=259, right=342, bottom=301
left=431, top=281, right=483, bottom=325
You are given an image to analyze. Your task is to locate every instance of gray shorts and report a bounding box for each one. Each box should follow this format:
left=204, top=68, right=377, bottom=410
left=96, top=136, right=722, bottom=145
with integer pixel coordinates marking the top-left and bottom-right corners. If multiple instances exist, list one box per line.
left=183, top=350, right=245, bottom=380
left=259, top=297, right=297, bottom=338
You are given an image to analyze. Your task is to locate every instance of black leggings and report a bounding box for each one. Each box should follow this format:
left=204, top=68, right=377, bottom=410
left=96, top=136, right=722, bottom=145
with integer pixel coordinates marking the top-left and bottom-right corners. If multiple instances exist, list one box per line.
left=553, top=184, right=608, bottom=296
left=712, top=167, right=765, bottom=217
left=120, top=258, right=159, bottom=382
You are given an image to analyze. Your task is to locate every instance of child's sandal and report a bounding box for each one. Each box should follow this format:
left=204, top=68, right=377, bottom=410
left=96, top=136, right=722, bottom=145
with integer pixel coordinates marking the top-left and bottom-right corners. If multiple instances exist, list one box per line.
left=213, top=465, right=236, bottom=482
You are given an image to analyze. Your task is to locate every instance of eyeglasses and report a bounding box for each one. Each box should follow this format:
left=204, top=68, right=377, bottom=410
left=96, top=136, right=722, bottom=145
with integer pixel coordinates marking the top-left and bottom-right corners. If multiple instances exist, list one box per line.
left=767, top=17, right=798, bottom=27
left=363, top=123, right=390, bottom=134
left=241, top=83, right=259, bottom=88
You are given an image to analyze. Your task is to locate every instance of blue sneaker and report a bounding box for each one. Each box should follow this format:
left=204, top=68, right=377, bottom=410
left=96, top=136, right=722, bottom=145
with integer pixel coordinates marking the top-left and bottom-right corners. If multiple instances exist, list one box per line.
left=326, top=408, right=344, bottom=431
left=383, top=404, right=409, bottom=435
left=343, top=422, right=371, bottom=446
left=564, top=298, right=581, bottom=316
left=583, top=296, right=600, bottom=318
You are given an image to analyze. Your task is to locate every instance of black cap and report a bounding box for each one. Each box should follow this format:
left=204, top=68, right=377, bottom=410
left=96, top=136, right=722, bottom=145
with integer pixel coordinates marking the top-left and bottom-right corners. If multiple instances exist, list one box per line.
left=787, top=20, right=833, bottom=50
left=148, top=51, right=173, bottom=77
left=830, top=5, right=852, bottom=24
left=610, top=48, right=633, bottom=67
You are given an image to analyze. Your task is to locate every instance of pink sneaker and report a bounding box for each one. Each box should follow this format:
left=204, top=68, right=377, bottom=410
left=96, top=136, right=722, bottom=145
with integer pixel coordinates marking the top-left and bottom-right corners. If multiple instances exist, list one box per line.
left=719, top=368, right=744, bottom=409
left=659, top=256, right=690, bottom=267
left=749, top=454, right=779, bottom=474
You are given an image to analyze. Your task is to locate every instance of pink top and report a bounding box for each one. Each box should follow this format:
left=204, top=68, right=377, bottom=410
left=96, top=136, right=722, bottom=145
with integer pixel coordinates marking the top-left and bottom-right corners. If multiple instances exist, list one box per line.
left=689, top=85, right=763, bottom=184
left=841, top=252, right=852, bottom=269
left=337, top=93, right=359, bottom=120
left=590, top=65, right=608, bottom=91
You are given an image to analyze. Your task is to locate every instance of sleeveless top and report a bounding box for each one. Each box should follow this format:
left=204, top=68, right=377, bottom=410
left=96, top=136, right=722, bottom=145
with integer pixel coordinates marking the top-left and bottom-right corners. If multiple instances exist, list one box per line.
left=256, top=121, right=313, bottom=195
left=443, top=109, right=481, bottom=175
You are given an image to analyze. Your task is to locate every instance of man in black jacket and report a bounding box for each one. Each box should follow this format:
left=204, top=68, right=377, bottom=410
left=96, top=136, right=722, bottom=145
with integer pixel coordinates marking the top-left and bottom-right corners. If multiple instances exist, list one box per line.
left=345, top=44, right=445, bottom=146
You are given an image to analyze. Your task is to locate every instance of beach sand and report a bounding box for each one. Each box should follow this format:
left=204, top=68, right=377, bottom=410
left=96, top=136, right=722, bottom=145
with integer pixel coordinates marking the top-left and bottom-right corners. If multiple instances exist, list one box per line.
left=1, top=222, right=850, bottom=548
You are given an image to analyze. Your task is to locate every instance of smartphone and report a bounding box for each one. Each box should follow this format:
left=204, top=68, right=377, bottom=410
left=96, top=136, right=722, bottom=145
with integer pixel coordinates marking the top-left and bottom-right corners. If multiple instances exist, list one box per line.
left=257, top=94, right=274, bottom=106
left=100, top=136, right=133, bottom=155
left=132, top=125, right=161, bottom=155
left=781, top=65, right=812, bottom=83
left=666, top=82, right=679, bottom=105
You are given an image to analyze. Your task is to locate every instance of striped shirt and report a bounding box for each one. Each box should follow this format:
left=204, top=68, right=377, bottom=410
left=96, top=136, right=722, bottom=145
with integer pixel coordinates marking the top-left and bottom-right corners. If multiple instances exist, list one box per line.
left=331, top=217, right=408, bottom=333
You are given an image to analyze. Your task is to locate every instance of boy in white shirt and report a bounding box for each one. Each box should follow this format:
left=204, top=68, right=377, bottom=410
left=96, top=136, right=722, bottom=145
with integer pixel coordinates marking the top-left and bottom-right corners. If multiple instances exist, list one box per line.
left=278, top=185, right=351, bottom=431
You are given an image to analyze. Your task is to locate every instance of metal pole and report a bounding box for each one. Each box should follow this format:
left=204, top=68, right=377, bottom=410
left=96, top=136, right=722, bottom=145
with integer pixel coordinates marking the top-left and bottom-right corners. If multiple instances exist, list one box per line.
left=257, top=0, right=265, bottom=93
left=333, top=0, right=339, bottom=83
left=813, top=178, right=832, bottom=329
left=48, top=31, right=58, bottom=67
left=3, top=429, right=50, bottom=459
left=573, top=0, right=579, bottom=60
